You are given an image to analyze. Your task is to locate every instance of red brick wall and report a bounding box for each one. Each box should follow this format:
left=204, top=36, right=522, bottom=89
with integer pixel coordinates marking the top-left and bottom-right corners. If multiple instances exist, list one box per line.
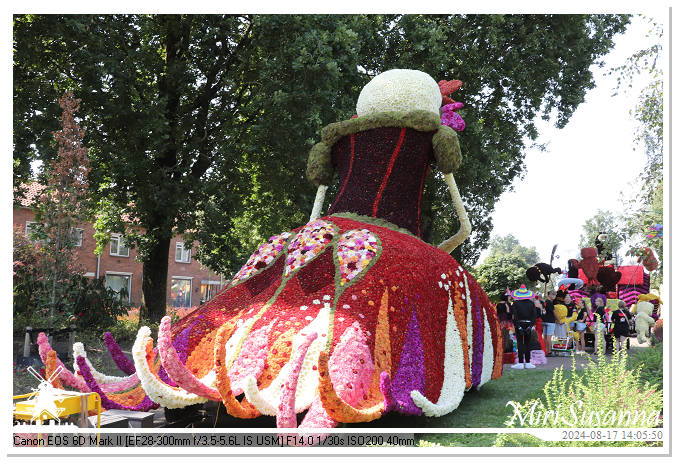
left=13, top=207, right=227, bottom=307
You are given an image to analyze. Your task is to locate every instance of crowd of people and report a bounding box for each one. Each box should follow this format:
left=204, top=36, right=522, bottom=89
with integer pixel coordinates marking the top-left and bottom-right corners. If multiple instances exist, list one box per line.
left=496, top=284, right=635, bottom=370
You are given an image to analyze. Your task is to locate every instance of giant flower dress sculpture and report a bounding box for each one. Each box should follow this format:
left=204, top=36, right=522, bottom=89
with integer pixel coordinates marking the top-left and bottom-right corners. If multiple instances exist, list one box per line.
left=40, top=69, right=503, bottom=428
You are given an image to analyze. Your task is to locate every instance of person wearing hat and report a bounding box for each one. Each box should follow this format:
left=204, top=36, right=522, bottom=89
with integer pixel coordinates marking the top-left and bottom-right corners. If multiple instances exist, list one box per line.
left=510, top=284, right=539, bottom=369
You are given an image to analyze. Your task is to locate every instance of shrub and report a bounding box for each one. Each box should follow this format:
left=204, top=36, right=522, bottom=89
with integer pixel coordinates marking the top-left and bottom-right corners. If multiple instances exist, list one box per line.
left=629, top=344, right=663, bottom=390
left=119, top=306, right=199, bottom=324
left=108, top=305, right=199, bottom=345
left=13, top=224, right=129, bottom=333
left=107, top=318, right=141, bottom=346
left=495, top=335, right=663, bottom=447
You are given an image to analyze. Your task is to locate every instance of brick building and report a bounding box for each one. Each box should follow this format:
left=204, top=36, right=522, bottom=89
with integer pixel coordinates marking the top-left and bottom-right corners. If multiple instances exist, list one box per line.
left=13, top=183, right=226, bottom=308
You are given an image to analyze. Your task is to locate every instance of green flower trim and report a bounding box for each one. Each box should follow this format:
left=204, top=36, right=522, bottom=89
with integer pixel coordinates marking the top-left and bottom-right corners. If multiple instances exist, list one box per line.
left=328, top=212, right=422, bottom=241
left=327, top=229, right=383, bottom=350
left=432, top=125, right=462, bottom=173
left=306, top=141, right=333, bottom=186
left=224, top=232, right=296, bottom=292
left=320, top=110, right=441, bottom=147
left=225, top=222, right=340, bottom=368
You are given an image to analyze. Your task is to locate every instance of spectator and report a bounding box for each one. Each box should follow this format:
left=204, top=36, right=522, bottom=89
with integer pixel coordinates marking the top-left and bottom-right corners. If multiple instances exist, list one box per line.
left=611, top=300, right=633, bottom=351
left=564, top=294, right=576, bottom=331
left=510, top=284, right=539, bottom=370
left=496, top=289, right=512, bottom=322
left=542, top=290, right=557, bottom=356
left=574, top=298, right=588, bottom=354
left=592, top=296, right=607, bottom=354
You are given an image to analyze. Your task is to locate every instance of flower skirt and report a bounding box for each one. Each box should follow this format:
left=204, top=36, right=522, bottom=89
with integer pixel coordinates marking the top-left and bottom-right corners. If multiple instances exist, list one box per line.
left=169, top=215, right=503, bottom=421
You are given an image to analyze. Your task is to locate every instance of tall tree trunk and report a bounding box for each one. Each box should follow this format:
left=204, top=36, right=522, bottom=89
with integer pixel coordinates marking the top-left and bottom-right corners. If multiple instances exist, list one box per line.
left=140, top=16, right=184, bottom=324
left=142, top=235, right=171, bottom=323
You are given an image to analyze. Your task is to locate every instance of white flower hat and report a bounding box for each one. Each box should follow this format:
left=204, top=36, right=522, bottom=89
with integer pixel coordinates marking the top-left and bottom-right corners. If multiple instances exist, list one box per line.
left=356, top=69, right=442, bottom=117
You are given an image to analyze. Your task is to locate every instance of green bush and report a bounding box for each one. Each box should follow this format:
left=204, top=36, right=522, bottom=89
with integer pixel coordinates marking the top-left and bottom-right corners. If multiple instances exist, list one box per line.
left=495, top=336, right=663, bottom=447
left=14, top=271, right=130, bottom=334
left=629, top=344, right=663, bottom=390
left=106, top=318, right=161, bottom=347
left=14, top=226, right=129, bottom=333
left=106, top=318, right=140, bottom=346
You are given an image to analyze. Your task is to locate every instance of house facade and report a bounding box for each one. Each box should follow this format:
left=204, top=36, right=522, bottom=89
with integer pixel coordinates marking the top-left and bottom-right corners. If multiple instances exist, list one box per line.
left=13, top=184, right=227, bottom=308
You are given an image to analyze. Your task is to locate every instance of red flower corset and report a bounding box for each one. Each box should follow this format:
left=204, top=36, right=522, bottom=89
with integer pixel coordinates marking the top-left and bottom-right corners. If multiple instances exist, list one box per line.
left=327, top=126, right=436, bottom=237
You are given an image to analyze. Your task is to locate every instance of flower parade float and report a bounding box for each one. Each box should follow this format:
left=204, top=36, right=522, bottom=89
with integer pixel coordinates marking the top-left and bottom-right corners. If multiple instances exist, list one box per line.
left=39, top=69, right=503, bottom=429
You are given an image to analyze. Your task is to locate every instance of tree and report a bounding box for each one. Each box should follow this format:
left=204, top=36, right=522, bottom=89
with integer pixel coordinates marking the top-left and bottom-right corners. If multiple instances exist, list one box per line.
left=473, top=234, right=540, bottom=301
left=32, top=91, right=91, bottom=330
left=485, top=234, right=540, bottom=265
left=13, top=91, right=129, bottom=332
left=610, top=18, right=663, bottom=194
left=577, top=210, right=625, bottom=264
left=609, top=18, right=664, bottom=283
left=14, top=14, right=629, bottom=321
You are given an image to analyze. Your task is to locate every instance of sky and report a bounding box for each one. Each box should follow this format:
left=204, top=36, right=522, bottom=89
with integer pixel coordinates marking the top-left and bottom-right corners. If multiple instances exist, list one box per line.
left=477, top=12, right=667, bottom=270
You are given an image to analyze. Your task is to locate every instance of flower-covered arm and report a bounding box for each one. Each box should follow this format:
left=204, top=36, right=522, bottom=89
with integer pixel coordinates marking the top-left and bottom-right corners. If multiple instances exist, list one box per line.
left=437, top=173, right=472, bottom=254
left=306, top=140, right=333, bottom=220
left=309, top=185, right=328, bottom=221
left=432, top=125, right=470, bottom=253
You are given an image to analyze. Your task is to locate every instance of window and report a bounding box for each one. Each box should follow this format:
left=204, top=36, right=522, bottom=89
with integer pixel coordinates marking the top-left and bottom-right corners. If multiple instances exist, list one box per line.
left=175, top=242, right=191, bottom=263
left=170, top=278, right=192, bottom=308
left=110, top=234, right=129, bottom=257
left=25, top=221, right=40, bottom=241
left=25, top=222, right=82, bottom=247
left=200, top=280, right=223, bottom=302
left=105, top=273, right=131, bottom=303
left=71, top=228, right=83, bottom=247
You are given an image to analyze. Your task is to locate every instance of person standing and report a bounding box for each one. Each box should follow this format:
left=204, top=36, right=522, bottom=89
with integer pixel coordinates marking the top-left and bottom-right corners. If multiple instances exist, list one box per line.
left=574, top=298, right=588, bottom=353
left=510, top=284, right=538, bottom=370
left=611, top=300, right=633, bottom=351
left=564, top=294, right=576, bottom=331
left=542, top=290, right=557, bottom=356
left=496, top=289, right=512, bottom=322
left=592, top=297, right=607, bottom=354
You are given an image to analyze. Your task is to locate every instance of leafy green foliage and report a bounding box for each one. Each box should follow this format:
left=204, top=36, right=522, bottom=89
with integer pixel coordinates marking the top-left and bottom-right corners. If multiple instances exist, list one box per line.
left=13, top=259, right=129, bottom=334
left=496, top=337, right=662, bottom=447
left=472, top=234, right=539, bottom=301
left=611, top=18, right=663, bottom=284
left=577, top=209, right=625, bottom=262
left=629, top=343, right=663, bottom=390
left=409, top=14, right=630, bottom=265
left=13, top=227, right=129, bottom=334
left=14, top=14, right=630, bottom=317
left=610, top=18, right=663, bottom=192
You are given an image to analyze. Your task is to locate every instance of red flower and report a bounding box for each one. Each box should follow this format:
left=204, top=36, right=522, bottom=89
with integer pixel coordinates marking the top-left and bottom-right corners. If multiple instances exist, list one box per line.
left=438, top=79, right=463, bottom=105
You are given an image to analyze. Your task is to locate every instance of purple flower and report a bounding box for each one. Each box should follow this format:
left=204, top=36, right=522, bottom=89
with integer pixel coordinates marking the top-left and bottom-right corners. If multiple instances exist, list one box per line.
left=471, top=292, right=484, bottom=386
left=387, top=307, right=425, bottom=415
left=104, top=332, right=136, bottom=375
left=445, top=102, right=464, bottom=111
left=76, top=356, right=158, bottom=412
left=441, top=103, right=466, bottom=132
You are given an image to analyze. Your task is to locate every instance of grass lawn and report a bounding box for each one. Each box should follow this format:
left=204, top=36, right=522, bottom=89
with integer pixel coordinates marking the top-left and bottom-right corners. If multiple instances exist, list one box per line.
left=415, top=368, right=570, bottom=446
left=339, top=366, right=570, bottom=446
